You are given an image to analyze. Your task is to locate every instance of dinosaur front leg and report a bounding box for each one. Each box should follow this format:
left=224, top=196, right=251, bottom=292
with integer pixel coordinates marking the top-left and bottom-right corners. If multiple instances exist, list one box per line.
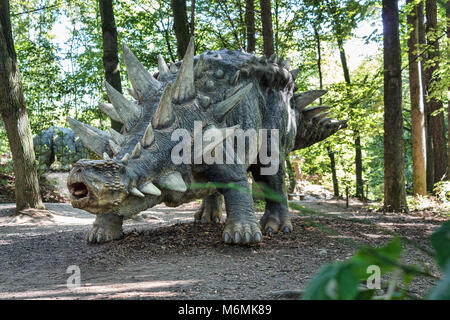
left=251, top=163, right=292, bottom=234
left=205, top=164, right=262, bottom=244
left=87, top=212, right=123, bottom=243
left=194, top=193, right=224, bottom=223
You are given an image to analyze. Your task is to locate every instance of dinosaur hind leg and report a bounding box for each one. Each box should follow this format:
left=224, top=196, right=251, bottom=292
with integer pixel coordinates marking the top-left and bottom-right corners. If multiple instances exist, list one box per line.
left=194, top=193, right=224, bottom=223
left=251, top=163, right=292, bottom=234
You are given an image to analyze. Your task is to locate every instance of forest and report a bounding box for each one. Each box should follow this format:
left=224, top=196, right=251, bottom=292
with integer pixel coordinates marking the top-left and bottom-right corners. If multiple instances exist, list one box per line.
left=0, top=0, right=449, bottom=301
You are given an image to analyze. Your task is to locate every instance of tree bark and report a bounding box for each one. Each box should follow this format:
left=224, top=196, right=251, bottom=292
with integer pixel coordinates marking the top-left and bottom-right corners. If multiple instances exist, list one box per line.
left=382, top=0, right=408, bottom=212
left=447, top=0, right=450, bottom=179
left=171, top=0, right=191, bottom=59
left=337, top=38, right=364, bottom=198
left=190, top=0, right=195, bottom=36
left=407, top=0, right=427, bottom=196
left=0, top=0, right=45, bottom=212
left=99, top=0, right=122, bottom=132
left=417, top=0, right=434, bottom=191
left=245, top=0, right=255, bottom=52
left=260, top=0, right=274, bottom=57
left=327, top=146, right=340, bottom=197
left=425, top=0, right=448, bottom=183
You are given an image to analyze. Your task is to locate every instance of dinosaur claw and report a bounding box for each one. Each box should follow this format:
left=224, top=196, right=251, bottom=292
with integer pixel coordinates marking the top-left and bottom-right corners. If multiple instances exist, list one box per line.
left=282, top=225, right=291, bottom=233
left=233, top=232, right=241, bottom=243
left=244, top=232, right=252, bottom=244
left=253, top=232, right=262, bottom=243
left=223, top=232, right=232, bottom=243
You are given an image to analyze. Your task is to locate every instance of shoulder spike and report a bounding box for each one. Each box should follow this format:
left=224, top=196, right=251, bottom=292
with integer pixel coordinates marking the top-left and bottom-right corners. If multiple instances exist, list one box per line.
left=109, top=139, right=121, bottom=154
left=170, top=63, right=178, bottom=73
left=172, top=37, right=195, bottom=103
left=130, top=187, right=145, bottom=198
left=142, top=123, right=154, bottom=148
left=294, top=90, right=327, bottom=111
left=211, top=83, right=253, bottom=122
left=67, top=117, right=110, bottom=157
left=290, top=69, right=300, bottom=81
left=157, top=54, right=170, bottom=80
left=158, top=171, right=187, bottom=192
left=122, top=43, right=161, bottom=100
left=303, top=106, right=330, bottom=121
left=98, top=102, right=123, bottom=123
left=194, top=54, right=206, bottom=78
left=140, top=181, right=161, bottom=196
left=103, top=152, right=110, bottom=160
left=121, top=153, right=130, bottom=164
left=108, top=128, right=125, bottom=145
left=152, top=83, right=174, bottom=128
left=104, top=81, right=141, bottom=130
left=131, top=142, right=142, bottom=159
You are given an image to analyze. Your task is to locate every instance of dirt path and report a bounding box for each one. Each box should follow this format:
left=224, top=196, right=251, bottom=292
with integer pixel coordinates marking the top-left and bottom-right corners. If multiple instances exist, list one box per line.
left=0, top=198, right=445, bottom=300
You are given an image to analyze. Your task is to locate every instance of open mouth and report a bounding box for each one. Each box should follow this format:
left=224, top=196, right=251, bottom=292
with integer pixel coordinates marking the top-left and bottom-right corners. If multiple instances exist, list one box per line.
left=69, top=182, right=89, bottom=199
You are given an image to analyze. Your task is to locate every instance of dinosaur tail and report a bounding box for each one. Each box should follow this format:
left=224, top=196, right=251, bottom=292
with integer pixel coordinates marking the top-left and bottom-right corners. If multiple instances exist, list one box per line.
left=292, top=90, right=348, bottom=150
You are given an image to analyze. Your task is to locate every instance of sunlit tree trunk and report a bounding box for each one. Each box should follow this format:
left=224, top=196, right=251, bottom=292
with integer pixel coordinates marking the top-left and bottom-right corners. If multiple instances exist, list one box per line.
left=99, top=0, right=122, bottom=132
left=447, top=0, right=450, bottom=179
left=0, top=0, right=44, bottom=212
left=260, top=0, right=274, bottom=57
left=382, top=0, right=408, bottom=212
left=171, top=0, right=191, bottom=59
left=425, top=0, right=448, bottom=183
left=407, top=0, right=427, bottom=196
left=245, top=0, right=255, bottom=52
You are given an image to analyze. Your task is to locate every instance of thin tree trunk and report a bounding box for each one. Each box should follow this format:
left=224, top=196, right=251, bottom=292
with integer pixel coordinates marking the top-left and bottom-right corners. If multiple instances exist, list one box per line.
left=260, top=0, right=274, bottom=57
left=417, top=0, right=434, bottom=191
left=171, top=0, right=191, bottom=59
left=407, top=0, right=427, bottom=196
left=286, top=157, right=296, bottom=194
left=190, top=0, right=195, bottom=36
left=99, top=0, right=122, bottom=132
left=337, top=38, right=363, bottom=198
left=382, top=0, right=408, bottom=212
left=0, top=0, right=44, bottom=212
left=425, top=0, right=448, bottom=182
left=245, top=0, right=255, bottom=52
left=446, top=0, right=450, bottom=179
left=327, top=146, right=340, bottom=197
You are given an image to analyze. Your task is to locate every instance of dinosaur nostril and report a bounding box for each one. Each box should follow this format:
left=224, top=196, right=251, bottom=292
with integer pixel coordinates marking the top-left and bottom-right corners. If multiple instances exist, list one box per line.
left=76, top=168, right=83, bottom=174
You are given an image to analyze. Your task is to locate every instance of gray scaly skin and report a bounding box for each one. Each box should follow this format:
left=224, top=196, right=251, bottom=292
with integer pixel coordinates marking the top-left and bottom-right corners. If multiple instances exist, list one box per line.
left=67, top=37, right=347, bottom=244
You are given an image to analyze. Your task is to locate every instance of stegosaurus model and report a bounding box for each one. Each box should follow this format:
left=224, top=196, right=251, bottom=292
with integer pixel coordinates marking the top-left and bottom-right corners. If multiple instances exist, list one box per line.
left=67, top=38, right=347, bottom=244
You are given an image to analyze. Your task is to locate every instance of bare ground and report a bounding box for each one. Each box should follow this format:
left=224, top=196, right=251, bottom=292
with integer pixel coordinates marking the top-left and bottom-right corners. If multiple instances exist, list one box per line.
left=0, top=197, right=445, bottom=300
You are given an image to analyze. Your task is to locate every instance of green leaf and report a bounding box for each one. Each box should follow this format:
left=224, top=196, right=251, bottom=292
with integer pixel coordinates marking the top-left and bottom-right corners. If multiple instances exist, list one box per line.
left=427, top=263, right=450, bottom=300
left=430, top=221, right=450, bottom=270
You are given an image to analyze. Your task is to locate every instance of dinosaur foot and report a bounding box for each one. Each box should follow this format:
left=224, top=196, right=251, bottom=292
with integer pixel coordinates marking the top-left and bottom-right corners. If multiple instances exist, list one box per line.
left=260, top=212, right=293, bottom=235
left=194, top=194, right=223, bottom=224
left=222, top=218, right=262, bottom=245
left=87, top=213, right=123, bottom=244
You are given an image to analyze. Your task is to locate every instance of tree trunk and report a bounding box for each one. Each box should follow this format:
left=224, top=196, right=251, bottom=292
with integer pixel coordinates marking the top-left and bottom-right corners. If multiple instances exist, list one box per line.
left=99, top=0, right=122, bottom=132
left=190, top=0, right=195, bottom=36
left=0, top=0, right=44, bottom=212
left=337, top=37, right=364, bottom=198
left=327, top=146, right=340, bottom=197
left=286, top=157, right=296, bottom=194
left=447, top=0, right=450, bottom=179
left=417, top=0, right=434, bottom=191
left=382, top=0, right=408, bottom=212
left=260, top=0, right=274, bottom=57
left=425, top=0, right=448, bottom=183
left=171, top=0, right=191, bottom=59
left=407, top=0, right=427, bottom=196
left=245, top=0, right=255, bottom=52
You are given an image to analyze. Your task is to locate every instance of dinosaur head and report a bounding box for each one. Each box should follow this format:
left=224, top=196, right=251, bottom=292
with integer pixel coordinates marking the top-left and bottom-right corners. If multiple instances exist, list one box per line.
left=67, top=159, right=132, bottom=214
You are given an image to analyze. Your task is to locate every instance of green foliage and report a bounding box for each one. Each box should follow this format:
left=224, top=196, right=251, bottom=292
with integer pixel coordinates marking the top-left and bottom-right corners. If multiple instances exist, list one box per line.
left=303, top=222, right=450, bottom=300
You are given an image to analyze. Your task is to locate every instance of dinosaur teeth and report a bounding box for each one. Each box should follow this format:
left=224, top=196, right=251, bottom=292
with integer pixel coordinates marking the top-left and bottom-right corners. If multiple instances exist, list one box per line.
left=158, top=172, right=187, bottom=192
left=142, top=123, right=154, bottom=148
left=157, top=54, right=170, bottom=80
left=140, top=181, right=161, bottom=196
left=303, top=106, right=330, bottom=121
left=122, top=43, right=161, bottom=100
left=121, top=153, right=130, bottom=164
left=131, top=142, right=142, bottom=159
left=172, top=37, right=195, bottom=103
left=98, top=102, right=123, bottom=123
left=104, top=81, right=141, bottom=130
left=212, top=83, right=253, bottom=122
left=294, top=90, right=327, bottom=111
left=153, top=83, right=174, bottom=128
left=109, top=139, right=121, bottom=154
left=108, top=128, right=125, bottom=145
left=130, top=187, right=145, bottom=198
left=67, top=117, right=110, bottom=157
